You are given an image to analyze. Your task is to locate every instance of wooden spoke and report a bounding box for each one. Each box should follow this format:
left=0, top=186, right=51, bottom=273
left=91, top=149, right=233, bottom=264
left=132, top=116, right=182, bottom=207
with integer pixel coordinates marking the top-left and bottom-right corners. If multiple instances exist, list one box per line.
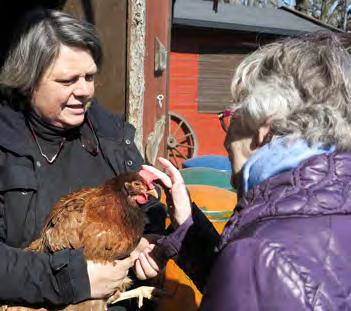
left=174, top=147, right=187, bottom=160
left=167, top=112, right=198, bottom=168
left=171, top=149, right=180, bottom=168
left=177, top=143, right=195, bottom=149
left=172, top=120, right=184, bottom=137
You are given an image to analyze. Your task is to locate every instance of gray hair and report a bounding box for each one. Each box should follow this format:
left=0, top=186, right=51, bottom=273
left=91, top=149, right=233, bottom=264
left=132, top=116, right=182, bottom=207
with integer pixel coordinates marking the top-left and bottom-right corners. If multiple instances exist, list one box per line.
left=0, top=9, right=102, bottom=98
left=230, top=32, right=351, bottom=151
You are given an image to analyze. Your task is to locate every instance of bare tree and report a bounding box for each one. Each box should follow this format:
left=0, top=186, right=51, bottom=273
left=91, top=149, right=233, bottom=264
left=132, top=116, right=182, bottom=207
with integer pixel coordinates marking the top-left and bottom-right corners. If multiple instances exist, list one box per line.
left=296, top=0, right=310, bottom=13
left=313, top=0, right=349, bottom=30
left=220, top=0, right=350, bottom=30
left=222, top=0, right=277, bottom=6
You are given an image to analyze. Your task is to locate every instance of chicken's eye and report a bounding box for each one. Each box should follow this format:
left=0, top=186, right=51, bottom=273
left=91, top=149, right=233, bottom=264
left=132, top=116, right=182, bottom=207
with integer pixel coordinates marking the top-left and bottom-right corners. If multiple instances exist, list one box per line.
left=132, top=181, right=142, bottom=187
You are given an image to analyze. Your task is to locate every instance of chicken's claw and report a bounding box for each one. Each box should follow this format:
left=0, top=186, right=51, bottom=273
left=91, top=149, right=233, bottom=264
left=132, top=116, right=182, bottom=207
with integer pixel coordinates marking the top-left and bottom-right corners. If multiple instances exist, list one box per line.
left=107, top=286, right=156, bottom=308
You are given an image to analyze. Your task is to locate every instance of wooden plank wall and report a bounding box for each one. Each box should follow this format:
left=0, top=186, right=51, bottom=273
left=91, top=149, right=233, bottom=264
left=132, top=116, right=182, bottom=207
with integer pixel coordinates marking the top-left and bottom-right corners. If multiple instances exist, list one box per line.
left=169, top=52, right=227, bottom=156
left=169, top=27, right=277, bottom=157
left=198, top=53, right=247, bottom=113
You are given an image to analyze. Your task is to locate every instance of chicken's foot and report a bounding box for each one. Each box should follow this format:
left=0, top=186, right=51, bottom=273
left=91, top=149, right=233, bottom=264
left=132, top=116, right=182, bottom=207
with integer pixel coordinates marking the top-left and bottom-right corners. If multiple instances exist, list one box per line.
left=107, top=286, right=155, bottom=308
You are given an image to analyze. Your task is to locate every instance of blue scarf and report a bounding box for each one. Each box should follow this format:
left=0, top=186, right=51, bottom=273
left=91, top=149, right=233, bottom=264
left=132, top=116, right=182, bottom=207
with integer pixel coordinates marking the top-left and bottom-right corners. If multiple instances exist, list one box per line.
left=242, top=137, right=336, bottom=193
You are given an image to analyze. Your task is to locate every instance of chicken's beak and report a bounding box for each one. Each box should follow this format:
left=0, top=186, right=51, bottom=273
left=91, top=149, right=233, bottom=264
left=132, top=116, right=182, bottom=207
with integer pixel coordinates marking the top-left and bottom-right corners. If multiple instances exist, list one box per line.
left=147, top=188, right=159, bottom=199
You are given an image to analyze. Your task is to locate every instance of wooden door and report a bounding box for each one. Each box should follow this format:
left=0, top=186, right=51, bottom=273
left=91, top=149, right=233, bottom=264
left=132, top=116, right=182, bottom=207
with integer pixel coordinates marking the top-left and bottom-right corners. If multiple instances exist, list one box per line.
left=142, top=0, right=173, bottom=164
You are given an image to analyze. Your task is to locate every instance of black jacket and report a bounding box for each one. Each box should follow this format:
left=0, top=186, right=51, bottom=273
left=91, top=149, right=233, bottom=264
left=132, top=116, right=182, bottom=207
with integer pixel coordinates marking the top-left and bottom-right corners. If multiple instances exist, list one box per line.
left=0, top=101, right=165, bottom=307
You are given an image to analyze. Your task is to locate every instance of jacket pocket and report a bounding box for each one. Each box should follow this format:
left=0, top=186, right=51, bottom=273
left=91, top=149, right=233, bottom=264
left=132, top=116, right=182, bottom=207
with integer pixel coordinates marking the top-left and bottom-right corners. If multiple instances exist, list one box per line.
left=0, top=165, right=38, bottom=247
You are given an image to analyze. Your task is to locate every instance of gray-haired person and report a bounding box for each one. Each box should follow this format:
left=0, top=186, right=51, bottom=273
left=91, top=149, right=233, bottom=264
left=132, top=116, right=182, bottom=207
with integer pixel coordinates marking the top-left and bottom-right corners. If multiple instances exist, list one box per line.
left=0, top=9, right=164, bottom=309
left=136, top=32, right=351, bottom=310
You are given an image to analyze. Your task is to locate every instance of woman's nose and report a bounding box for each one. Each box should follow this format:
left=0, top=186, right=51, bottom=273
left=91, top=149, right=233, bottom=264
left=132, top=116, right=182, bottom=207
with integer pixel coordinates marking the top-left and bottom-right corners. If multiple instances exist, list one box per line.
left=73, top=78, right=93, bottom=97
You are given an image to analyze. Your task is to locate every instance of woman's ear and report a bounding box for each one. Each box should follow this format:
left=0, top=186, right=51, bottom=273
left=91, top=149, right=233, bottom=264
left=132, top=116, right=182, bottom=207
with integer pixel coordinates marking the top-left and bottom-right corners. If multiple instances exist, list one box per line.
left=256, top=120, right=272, bottom=147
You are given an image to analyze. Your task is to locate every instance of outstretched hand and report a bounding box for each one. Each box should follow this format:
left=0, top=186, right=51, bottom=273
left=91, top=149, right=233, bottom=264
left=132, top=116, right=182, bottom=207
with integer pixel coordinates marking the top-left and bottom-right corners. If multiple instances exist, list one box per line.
left=141, top=157, right=192, bottom=228
left=134, top=158, right=192, bottom=281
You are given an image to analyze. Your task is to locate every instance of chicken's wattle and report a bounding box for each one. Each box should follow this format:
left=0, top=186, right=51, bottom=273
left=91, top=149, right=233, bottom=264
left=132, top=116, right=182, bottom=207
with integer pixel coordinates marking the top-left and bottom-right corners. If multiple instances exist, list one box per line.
left=136, top=194, right=148, bottom=204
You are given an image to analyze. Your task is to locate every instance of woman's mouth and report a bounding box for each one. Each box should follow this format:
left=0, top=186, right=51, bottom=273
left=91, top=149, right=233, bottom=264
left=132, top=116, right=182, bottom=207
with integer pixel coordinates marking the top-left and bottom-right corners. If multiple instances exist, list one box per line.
left=65, top=104, right=86, bottom=114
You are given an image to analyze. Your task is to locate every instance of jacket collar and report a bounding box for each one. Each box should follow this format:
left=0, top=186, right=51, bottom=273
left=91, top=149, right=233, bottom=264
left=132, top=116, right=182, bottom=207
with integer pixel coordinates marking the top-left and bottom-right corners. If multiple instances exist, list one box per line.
left=0, top=102, right=33, bottom=157
left=220, top=152, right=351, bottom=250
left=87, top=100, right=137, bottom=144
left=242, top=137, right=335, bottom=193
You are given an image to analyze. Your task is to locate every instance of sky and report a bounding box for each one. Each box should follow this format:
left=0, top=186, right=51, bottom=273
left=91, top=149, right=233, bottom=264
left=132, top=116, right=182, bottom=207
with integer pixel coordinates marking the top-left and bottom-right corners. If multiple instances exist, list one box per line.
left=279, top=0, right=295, bottom=6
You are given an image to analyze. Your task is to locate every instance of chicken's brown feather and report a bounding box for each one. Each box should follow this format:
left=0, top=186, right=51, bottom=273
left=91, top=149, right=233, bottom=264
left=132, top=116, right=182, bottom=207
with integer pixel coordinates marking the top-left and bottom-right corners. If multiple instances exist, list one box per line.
left=31, top=175, right=147, bottom=258
left=18, top=172, right=152, bottom=311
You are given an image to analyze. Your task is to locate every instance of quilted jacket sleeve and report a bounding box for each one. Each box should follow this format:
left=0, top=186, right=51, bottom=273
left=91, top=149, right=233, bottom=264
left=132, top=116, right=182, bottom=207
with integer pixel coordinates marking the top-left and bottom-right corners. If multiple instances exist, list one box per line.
left=200, top=237, right=260, bottom=311
left=200, top=235, right=310, bottom=311
left=157, top=204, right=220, bottom=292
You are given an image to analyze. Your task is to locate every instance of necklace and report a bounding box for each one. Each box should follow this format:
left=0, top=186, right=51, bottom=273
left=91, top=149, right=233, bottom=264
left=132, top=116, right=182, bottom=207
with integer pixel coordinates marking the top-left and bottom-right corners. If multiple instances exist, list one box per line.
left=28, top=122, right=66, bottom=164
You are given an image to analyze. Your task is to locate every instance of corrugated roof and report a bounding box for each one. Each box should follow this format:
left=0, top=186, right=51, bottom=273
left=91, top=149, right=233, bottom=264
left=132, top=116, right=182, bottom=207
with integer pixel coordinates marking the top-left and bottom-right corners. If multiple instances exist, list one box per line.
left=173, top=0, right=338, bottom=35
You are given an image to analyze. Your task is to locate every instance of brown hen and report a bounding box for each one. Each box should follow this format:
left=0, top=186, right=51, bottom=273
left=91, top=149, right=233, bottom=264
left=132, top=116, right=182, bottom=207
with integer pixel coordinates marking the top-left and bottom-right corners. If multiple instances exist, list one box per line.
left=3, top=170, right=159, bottom=311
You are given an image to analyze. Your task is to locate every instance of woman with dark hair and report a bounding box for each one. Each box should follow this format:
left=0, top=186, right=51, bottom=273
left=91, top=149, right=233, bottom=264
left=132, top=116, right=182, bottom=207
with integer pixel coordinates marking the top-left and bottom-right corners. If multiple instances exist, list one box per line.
left=137, top=32, right=351, bottom=310
left=0, top=9, right=164, bottom=309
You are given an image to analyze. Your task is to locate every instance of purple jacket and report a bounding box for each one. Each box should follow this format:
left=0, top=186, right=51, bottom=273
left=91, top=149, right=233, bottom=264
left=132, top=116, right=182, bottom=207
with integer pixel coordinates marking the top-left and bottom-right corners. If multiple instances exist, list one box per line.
left=160, top=152, right=351, bottom=310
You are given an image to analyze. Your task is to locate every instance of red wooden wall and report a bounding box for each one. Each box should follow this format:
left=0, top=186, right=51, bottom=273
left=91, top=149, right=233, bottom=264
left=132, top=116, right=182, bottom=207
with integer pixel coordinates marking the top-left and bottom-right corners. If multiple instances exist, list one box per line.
left=169, top=28, right=277, bottom=158
left=169, top=52, right=227, bottom=156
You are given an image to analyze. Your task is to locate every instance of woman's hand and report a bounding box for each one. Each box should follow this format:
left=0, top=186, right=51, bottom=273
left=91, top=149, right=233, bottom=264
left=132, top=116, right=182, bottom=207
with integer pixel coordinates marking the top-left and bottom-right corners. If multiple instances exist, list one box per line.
left=87, top=257, right=134, bottom=298
left=132, top=235, right=166, bottom=280
left=135, top=157, right=192, bottom=280
left=134, top=244, right=160, bottom=280
left=141, top=157, right=192, bottom=228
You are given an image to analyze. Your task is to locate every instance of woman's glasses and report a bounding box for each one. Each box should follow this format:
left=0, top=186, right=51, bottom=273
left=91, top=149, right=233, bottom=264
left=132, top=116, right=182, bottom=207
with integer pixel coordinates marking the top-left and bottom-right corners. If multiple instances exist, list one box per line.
left=217, top=109, right=239, bottom=133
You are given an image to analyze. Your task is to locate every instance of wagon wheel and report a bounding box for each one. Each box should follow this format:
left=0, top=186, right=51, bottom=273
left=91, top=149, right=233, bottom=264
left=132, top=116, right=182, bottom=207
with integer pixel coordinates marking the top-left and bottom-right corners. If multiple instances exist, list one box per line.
left=167, top=112, right=198, bottom=168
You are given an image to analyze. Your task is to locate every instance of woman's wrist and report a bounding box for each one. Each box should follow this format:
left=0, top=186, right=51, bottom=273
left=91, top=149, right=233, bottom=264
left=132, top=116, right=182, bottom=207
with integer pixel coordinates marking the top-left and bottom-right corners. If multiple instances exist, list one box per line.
left=157, top=214, right=194, bottom=259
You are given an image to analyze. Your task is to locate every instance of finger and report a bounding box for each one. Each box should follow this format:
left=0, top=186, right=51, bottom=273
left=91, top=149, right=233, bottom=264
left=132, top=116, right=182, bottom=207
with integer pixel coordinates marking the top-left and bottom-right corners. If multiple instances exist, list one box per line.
left=145, top=244, right=156, bottom=252
left=138, top=253, right=158, bottom=278
left=134, top=236, right=150, bottom=253
left=157, top=157, right=184, bottom=184
left=143, top=251, right=160, bottom=272
left=134, top=259, right=147, bottom=280
left=141, top=165, right=173, bottom=188
left=130, top=249, right=141, bottom=262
